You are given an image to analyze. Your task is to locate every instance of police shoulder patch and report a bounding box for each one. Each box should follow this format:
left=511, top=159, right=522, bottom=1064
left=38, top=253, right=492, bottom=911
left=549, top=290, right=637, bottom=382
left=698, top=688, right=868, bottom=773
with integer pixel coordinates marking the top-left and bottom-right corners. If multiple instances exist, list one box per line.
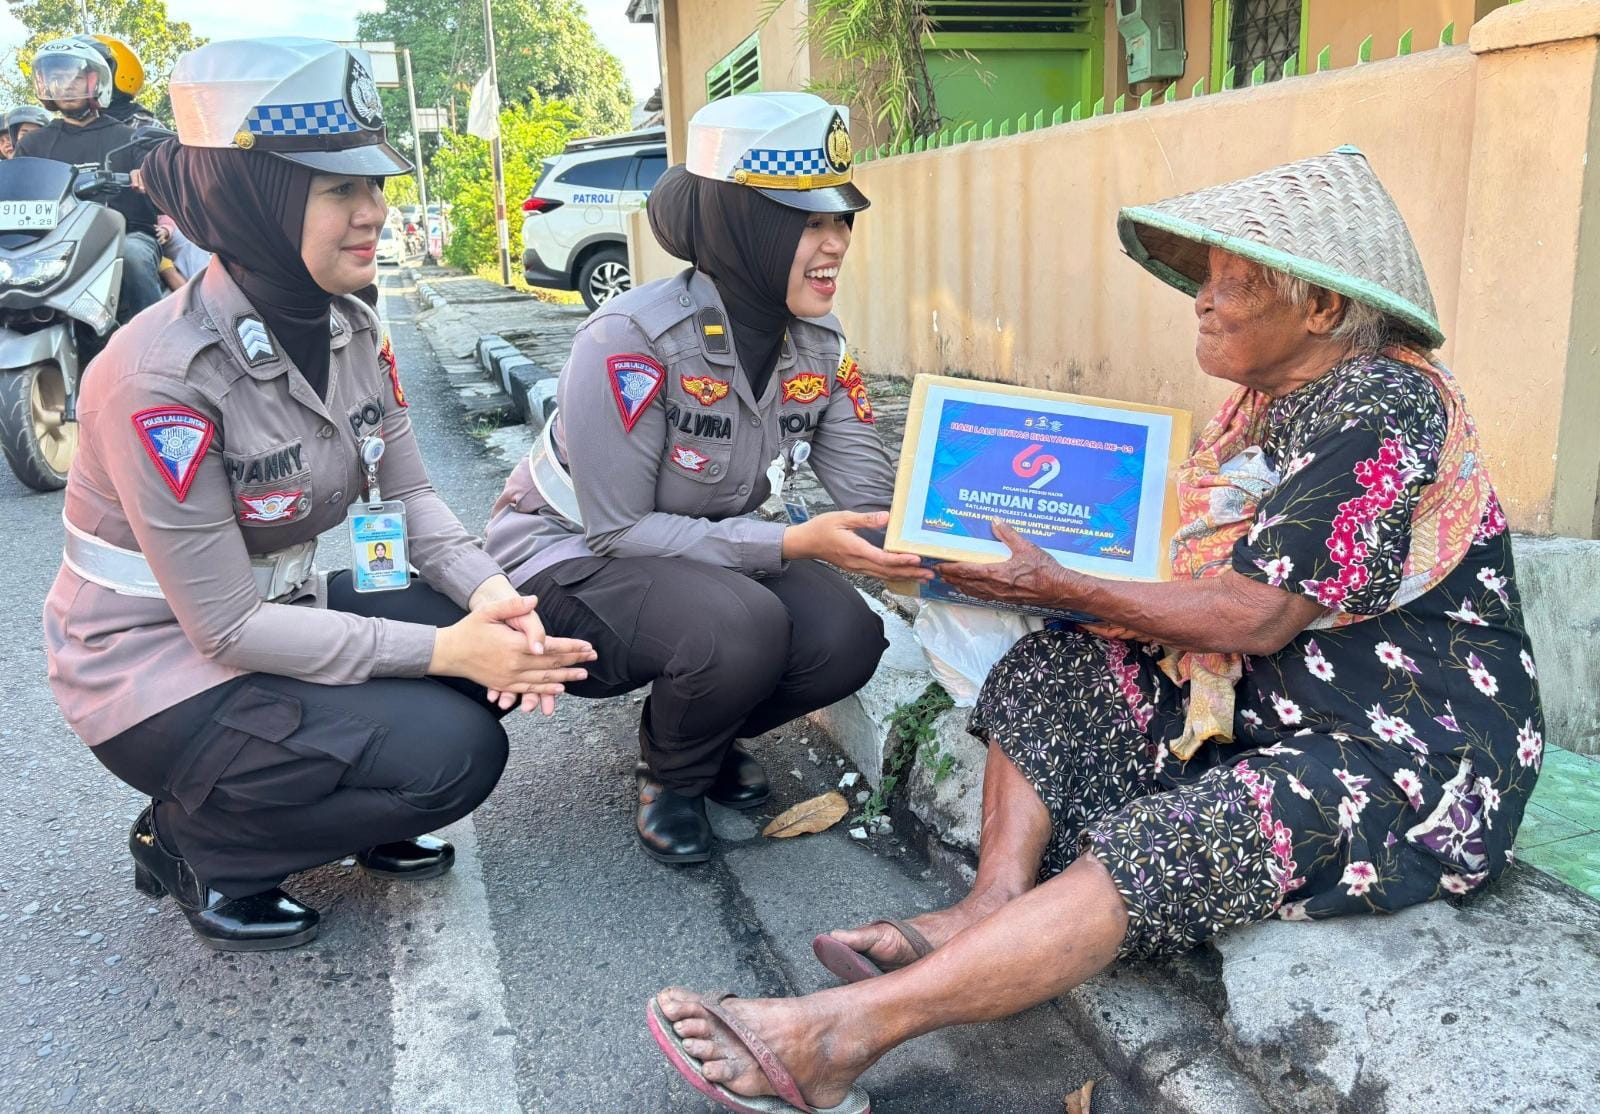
left=836, top=352, right=875, bottom=424
left=379, top=337, right=407, bottom=408
left=607, top=353, right=665, bottom=433
left=131, top=405, right=215, bottom=501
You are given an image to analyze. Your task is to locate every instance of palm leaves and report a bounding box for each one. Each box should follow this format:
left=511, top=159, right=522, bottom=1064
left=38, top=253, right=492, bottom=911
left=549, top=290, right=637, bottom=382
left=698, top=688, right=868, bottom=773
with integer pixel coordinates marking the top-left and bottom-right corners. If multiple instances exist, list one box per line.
left=759, top=0, right=940, bottom=148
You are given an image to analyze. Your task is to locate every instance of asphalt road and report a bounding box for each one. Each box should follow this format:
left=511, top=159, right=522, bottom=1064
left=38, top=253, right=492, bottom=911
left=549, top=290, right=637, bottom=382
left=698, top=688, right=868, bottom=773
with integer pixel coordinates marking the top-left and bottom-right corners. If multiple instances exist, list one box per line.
left=0, top=272, right=1141, bottom=1114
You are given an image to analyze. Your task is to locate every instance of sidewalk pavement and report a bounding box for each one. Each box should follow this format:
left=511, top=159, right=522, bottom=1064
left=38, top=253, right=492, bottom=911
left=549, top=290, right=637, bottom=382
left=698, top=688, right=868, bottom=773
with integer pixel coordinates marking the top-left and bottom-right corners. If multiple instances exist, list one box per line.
left=405, top=264, right=1600, bottom=1114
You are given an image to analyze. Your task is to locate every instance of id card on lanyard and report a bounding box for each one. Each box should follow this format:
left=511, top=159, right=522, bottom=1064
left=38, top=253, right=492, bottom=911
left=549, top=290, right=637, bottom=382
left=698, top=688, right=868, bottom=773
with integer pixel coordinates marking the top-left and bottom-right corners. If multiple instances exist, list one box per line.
left=346, top=435, right=410, bottom=593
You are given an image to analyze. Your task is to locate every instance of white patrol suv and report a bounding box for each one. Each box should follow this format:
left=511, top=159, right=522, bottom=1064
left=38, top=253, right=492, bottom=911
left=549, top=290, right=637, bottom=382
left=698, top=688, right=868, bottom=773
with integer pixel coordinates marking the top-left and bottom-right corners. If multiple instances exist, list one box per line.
left=520, top=126, right=667, bottom=310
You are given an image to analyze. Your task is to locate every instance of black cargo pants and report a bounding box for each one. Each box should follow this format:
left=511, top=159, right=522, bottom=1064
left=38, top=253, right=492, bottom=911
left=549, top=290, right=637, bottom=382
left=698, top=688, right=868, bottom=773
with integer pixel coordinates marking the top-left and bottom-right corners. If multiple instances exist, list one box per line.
left=92, top=572, right=511, bottom=898
left=522, top=556, right=887, bottom=795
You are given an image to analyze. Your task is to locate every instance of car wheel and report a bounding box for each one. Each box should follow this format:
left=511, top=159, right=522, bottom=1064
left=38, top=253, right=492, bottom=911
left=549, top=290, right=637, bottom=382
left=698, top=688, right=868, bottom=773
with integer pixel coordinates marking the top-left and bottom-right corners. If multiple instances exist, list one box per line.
left=578, top=247, right=631, bottom=311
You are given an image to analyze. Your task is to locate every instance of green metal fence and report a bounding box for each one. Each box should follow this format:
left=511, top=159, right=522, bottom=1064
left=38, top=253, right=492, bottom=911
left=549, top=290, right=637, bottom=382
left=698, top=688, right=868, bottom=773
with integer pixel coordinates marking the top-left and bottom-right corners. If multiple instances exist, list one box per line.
left=855, top=20, right=1470, bottom=165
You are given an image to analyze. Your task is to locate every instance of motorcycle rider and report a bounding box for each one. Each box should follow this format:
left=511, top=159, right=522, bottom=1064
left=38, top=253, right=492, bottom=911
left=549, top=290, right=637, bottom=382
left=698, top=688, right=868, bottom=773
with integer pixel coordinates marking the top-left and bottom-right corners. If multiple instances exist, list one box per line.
left=15, top=38, right=164, bottom=321
left=90, top=35, right=161, bottom=127
left=1, top=105, right=50, bottom=158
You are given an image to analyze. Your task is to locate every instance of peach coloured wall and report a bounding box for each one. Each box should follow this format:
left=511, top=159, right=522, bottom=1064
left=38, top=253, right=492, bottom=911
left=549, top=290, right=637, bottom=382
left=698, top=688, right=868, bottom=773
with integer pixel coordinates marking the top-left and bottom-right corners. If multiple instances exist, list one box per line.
left=833, top=49, right=1477, bottom=448
left=638, top=1, right=1600, bottom=535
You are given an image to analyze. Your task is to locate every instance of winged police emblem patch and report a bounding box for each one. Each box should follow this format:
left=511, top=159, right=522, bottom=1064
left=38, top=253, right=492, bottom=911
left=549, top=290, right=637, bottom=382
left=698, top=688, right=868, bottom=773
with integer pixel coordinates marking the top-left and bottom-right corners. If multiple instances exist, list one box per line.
left=131, top=405, right=215, bottom=501
left=238, top=490, right=306, bottom=523
left=670, top=444, right=710, bottom=473
left=607, top=354, right=665, bottom=433
left=680, top=374, right=730, bottom=407
left=781, top=371, right=829, bottom=405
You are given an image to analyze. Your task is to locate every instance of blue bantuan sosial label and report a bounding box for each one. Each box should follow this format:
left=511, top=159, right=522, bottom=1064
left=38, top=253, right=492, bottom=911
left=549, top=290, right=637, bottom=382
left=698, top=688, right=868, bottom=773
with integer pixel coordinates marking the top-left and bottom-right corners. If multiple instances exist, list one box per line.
left=903, top=390, right=1173, bottom=582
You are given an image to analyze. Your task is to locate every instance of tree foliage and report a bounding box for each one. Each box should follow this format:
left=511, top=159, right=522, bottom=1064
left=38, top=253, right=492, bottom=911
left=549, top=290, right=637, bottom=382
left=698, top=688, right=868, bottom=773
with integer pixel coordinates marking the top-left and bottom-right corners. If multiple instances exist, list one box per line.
left=3, top=0, right=205, bottom=123
left=384, top=174, right=421, bottom=209
left=356, top=0, right=633, bottom=143
left=428, top=95, right=578, bottom=270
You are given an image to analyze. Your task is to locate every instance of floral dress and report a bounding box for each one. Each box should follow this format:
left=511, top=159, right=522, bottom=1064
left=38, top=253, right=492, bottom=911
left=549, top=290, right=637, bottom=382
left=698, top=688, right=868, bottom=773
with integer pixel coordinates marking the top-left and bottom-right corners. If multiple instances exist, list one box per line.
left=970, top=354, right=1545, bottom=959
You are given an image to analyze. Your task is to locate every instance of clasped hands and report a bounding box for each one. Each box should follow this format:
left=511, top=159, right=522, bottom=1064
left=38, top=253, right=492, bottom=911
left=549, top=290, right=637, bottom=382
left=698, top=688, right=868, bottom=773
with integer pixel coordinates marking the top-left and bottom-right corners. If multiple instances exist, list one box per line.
left=430, top=575, right=597, bottom=716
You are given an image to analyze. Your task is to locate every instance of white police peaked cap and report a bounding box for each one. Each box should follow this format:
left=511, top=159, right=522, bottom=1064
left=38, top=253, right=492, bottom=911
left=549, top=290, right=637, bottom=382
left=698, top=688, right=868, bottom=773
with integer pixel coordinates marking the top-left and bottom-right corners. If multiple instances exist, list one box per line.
left=686, top=92, right=868, bottom=214
left=168, top=37, right=412, bottom=176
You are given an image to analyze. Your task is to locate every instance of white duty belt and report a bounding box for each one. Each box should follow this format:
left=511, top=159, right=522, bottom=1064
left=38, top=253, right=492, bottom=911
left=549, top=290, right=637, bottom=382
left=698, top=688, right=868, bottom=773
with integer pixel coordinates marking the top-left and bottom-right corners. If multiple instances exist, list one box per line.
left=61, top=514, right=317, bottom=602
left=525, top=412, right=584, bottom=527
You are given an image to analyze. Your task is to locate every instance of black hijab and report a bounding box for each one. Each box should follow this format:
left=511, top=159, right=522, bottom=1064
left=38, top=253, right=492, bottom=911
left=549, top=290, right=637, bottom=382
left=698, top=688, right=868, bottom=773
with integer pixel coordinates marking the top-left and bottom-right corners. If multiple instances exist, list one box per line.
left=141, top=140, right=334, bottom=396
left=648, top=165, right=812, bottom=390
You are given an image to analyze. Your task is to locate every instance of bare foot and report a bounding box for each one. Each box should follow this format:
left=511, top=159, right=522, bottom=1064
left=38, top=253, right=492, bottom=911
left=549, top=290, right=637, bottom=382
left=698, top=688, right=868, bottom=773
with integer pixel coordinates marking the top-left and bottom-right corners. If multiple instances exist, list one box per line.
left=656, top=987, right=873, bottom=1108
left=826, top=889, right=1017, bottom=973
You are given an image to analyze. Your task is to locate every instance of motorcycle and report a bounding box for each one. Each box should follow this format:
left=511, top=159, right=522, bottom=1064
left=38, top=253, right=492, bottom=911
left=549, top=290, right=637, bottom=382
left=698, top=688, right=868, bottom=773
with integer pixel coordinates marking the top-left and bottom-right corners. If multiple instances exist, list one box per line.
left=0, top=155, right=135, bottom=490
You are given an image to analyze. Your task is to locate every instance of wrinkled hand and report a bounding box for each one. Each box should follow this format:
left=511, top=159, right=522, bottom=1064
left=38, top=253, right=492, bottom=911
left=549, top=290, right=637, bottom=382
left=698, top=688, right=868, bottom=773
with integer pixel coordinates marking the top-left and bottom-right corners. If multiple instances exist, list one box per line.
left=937, top=520, right=1072, bottom=606
left=782, top=511, right=934, bottom=582
left=153, top=222, right=171, bottom=246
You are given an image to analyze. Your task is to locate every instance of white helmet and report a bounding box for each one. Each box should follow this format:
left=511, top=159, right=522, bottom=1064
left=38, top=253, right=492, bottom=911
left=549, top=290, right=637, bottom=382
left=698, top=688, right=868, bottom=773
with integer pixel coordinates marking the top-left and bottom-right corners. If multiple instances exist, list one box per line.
left=686, top=92, right=867, bottom=214
left=31, top=38, right=113, bottom=116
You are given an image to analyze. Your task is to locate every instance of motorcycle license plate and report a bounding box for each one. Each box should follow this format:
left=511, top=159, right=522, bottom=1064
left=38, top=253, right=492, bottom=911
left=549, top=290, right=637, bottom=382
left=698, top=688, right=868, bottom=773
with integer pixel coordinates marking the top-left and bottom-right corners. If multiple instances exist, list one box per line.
left=0, top=200, right=58, bottom=231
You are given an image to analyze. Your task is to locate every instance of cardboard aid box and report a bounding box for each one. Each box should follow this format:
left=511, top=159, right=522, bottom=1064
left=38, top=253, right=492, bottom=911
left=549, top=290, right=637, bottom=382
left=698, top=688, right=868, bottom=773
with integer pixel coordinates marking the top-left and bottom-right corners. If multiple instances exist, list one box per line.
left=882, top=375, right=1192, bottom=619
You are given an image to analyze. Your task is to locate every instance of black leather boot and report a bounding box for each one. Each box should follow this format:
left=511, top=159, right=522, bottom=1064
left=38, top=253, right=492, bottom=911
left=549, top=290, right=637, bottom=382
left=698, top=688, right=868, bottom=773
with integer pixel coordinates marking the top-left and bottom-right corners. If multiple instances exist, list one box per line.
left=356, top=835, right=455, bottom=880
left=707, top=744, right=770, bottom=810
left=129, top=803, right=320, bottom=952
left=636, top=777, right=712, bottom=864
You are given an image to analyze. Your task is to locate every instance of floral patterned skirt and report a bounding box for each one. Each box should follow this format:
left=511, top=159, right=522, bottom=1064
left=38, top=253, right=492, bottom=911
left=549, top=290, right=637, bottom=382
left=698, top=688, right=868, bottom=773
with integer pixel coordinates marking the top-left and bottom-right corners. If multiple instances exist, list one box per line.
left=969, top=628, right=1466, bottom=959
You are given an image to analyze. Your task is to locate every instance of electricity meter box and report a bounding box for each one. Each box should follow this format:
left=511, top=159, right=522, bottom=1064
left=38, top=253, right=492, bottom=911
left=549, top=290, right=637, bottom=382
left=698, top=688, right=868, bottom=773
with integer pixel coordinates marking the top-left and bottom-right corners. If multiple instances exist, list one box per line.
left=1118, top=0, right=1186, bottom=83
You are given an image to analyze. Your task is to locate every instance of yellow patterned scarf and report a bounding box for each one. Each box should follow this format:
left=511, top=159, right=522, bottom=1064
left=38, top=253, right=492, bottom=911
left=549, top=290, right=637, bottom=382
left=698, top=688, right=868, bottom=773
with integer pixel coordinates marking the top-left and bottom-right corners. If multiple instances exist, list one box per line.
left=1159, top=347, right=1491, bottom=760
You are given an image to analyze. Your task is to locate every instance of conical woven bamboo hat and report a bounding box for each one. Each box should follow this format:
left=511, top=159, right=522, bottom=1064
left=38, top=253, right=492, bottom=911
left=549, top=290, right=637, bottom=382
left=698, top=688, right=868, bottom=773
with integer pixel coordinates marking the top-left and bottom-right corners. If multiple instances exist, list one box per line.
left=1118, top=146, right=1443, bottom=348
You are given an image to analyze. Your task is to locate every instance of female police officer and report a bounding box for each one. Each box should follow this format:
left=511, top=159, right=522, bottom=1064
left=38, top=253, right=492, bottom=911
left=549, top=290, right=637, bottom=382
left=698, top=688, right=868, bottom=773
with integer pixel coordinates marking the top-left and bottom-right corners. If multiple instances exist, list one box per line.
left=43, top=38, right=594, bottom=951
left=485, top=93, right=932, bottom=864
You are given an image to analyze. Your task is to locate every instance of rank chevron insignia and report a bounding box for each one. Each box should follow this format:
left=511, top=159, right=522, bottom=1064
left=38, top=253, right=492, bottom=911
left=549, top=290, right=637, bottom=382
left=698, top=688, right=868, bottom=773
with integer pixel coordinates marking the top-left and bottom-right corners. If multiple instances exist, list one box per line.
left=237, top=317, right=275, bottom=365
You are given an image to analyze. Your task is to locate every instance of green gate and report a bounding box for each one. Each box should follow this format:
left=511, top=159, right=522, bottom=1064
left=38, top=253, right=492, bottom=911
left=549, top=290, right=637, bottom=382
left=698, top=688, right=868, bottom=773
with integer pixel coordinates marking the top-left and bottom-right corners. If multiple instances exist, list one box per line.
left=922, top=2, right=1105, bottom=134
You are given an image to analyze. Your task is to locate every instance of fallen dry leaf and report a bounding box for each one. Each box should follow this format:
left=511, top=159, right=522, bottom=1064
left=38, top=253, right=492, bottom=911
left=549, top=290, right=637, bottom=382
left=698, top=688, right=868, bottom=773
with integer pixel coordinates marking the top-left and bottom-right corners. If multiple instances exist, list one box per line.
left=762, top=791, right=849, bottom=838
left=1064, top=1078, right=1095, bottom=1114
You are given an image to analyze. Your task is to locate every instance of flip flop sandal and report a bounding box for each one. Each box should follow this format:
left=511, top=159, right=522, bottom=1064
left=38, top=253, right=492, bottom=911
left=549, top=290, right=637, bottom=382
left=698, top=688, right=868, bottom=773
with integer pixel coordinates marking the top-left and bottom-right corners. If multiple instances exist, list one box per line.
left=811, top=918, right=934, bottom=984
left=647, top=991, right=871, bottom=1114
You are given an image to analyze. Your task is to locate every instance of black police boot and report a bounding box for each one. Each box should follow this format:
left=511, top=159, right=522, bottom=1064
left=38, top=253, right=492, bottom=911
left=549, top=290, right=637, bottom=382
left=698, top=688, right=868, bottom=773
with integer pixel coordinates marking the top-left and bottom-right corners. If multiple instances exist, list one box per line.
left=636, top=776, right=712, bottom=864
left=356, top=835, right=455, bottom=880
left=707, top=744, right=770, bottom=810
left=129, top=803, right=320, bottom=952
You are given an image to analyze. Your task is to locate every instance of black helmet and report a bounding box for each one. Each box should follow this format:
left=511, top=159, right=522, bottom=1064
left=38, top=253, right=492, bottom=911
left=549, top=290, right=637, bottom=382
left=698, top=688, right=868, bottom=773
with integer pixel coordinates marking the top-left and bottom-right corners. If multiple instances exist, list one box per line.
left=6, top=105, right=52, bottom=145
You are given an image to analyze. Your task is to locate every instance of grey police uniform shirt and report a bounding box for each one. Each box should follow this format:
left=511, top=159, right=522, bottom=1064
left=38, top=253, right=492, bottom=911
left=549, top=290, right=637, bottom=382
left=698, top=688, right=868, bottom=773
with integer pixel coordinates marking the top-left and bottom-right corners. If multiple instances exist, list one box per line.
left=485, top=268, right=895, bottom=587
left=43, top=261, right=506, bottom=746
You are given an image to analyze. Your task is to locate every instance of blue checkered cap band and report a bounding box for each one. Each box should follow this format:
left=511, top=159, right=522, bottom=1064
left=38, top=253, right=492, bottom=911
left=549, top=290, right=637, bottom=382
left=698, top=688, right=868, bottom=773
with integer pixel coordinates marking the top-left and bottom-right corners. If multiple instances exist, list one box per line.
left=738, top=147, right=830, bottom=177
left=247, top=100, right=359, bottom=137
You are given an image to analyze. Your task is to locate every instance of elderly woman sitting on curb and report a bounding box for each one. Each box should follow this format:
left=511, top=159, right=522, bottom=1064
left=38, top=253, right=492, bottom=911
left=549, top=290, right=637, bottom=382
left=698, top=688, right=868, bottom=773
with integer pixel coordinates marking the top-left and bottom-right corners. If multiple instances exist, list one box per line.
left=646, top=147, right=1547, bottom=1114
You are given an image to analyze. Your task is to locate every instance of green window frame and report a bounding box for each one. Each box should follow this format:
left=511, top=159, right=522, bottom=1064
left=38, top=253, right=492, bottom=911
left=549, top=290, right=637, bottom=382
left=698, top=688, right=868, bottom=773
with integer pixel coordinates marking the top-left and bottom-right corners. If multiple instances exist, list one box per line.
left=1210, top=0, right=1310, bottom=88
left=707, top=33, right=761, bottom=102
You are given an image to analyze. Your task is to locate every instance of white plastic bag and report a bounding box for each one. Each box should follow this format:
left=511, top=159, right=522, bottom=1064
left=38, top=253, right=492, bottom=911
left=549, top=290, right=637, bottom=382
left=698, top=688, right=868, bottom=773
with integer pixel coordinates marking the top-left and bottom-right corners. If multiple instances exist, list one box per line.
left=913, top=602, right=1045, bottom=707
